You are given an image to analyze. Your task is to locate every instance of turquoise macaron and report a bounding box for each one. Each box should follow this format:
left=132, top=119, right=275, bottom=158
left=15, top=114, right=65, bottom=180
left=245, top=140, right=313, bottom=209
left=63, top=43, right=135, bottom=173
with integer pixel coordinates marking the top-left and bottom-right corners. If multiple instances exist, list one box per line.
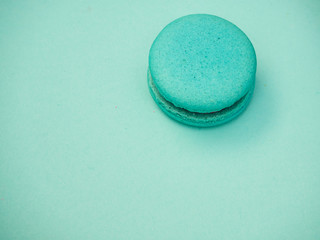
left=148, top=14, right=257, bottom=127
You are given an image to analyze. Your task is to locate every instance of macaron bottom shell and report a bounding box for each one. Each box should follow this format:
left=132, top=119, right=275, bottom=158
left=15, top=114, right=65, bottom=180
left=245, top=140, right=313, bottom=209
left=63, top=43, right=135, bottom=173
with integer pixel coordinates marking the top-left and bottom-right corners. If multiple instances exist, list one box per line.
left=148, top=68, right=255, bottom=127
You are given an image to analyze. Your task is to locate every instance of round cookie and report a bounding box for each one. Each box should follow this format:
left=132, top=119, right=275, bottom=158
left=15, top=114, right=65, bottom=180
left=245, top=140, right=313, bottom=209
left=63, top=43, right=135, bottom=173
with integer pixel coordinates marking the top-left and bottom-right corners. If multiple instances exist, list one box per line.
left=148, top=14, right=257, bottom=127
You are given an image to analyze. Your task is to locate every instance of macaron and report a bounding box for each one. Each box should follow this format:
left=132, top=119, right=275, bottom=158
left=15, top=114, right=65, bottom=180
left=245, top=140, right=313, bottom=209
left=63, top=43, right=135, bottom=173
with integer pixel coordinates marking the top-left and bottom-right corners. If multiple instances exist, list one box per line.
left=148, top=14, right=257, bottom=127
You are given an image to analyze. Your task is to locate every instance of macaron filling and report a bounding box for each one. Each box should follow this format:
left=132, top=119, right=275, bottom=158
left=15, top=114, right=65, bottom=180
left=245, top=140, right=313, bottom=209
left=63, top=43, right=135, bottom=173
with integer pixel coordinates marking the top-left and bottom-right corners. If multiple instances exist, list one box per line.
left=148, top=69, right=249, bottom=116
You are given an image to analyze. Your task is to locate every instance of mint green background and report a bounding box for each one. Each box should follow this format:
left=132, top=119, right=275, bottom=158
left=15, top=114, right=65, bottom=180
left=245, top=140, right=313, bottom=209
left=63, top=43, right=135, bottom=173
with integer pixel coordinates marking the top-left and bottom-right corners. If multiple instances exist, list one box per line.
left=0, top=0, right=320, bottom=239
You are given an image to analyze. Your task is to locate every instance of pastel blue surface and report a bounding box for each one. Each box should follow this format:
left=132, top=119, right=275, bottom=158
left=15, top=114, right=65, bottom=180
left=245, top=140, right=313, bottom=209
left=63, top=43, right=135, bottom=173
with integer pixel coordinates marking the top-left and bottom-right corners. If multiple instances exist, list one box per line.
left=149, top=14, right=256, bottom=113
left=1, top=1, right=320, bottom=240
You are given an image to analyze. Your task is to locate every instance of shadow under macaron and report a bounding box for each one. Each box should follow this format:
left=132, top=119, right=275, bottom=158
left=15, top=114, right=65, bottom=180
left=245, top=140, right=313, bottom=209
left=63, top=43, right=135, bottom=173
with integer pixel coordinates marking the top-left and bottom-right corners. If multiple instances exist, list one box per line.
left=162, top=70, right=278, bottom=150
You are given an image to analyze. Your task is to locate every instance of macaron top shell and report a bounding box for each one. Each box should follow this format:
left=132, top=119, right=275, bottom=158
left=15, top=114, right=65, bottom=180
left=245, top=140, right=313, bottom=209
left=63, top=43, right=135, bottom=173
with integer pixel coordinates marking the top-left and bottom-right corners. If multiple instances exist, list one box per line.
left=149, top=14, right=256, bottom=113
